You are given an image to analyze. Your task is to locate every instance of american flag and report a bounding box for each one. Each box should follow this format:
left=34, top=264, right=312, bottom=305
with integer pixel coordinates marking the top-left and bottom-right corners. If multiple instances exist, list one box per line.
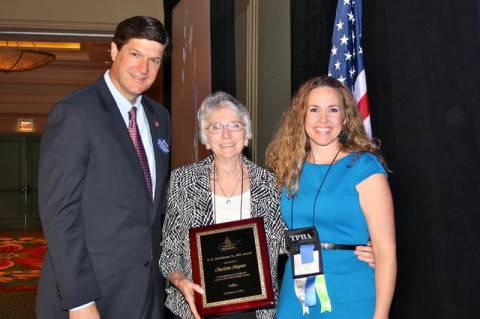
left=328, top=0, right=372, bottom=137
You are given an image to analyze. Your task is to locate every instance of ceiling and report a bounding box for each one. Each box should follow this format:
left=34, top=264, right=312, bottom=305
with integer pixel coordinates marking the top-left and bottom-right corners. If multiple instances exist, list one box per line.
left=0, top=26, right=113, bottom=115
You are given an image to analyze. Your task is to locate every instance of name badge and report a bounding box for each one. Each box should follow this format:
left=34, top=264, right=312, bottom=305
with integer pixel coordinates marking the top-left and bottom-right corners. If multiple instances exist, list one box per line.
left=157, top=138, right=170, bottom=154
left=285, top=226, right=323, bottom=279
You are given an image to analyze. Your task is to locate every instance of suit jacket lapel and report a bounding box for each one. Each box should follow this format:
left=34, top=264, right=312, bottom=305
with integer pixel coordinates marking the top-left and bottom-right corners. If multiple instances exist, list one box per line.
left=97, top=77, right=155, bottom=204
left=143, top=98, right=170, bottom=220
left=97, top=78, right=146, bottom=178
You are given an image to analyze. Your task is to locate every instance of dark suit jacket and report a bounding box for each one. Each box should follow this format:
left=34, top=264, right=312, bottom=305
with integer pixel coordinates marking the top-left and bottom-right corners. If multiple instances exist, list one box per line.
left=36, top=75, right=170, bottom=318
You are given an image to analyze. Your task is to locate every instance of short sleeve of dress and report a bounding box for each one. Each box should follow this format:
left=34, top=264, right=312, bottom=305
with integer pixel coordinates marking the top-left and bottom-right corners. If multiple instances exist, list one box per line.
left=352, top=152, right=388, bottom=185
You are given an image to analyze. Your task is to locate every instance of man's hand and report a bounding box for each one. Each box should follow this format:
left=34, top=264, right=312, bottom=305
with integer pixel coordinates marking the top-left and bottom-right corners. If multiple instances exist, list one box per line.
left=354, top=241, right=376, bottom=268
left=69, top=303, right=100, bottom=319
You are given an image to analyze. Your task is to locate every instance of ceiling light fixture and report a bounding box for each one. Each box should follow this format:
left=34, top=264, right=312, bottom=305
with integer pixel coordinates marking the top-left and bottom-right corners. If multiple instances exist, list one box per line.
left=0, top=41, right=55, bottom=73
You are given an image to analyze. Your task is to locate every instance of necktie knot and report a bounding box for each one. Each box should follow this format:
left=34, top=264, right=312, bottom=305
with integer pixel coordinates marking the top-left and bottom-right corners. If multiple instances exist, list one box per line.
left=129, top=106, right=137, bottom=129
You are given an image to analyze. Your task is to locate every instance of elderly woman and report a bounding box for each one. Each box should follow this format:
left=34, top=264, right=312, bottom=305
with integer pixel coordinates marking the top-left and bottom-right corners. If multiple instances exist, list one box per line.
left=160, top=91, right=285, bottom=319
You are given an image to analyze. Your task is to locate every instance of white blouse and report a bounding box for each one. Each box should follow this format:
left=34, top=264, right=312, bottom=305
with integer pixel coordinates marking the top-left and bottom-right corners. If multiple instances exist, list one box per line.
left=213, top=189, right=251, bottom=224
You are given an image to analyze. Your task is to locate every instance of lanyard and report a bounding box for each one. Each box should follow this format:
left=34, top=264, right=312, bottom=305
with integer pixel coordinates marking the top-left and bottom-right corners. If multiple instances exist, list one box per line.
left=290, top=148, right=340, bottom=228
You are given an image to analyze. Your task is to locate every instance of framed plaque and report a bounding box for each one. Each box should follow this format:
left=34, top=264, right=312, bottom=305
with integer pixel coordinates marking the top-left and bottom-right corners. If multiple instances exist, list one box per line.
left=189, top=217, right=274, bottom=317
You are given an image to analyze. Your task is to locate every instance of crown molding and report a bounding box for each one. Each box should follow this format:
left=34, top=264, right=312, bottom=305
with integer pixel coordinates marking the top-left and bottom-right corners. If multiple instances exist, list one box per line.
left=0, top=19, right=116, bottom=31
left=0, top=20, right=115, bottom=42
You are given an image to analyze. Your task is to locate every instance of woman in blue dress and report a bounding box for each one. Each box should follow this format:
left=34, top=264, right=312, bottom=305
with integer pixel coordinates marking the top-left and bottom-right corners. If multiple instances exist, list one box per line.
left=266, top=76, right=396, bottom=318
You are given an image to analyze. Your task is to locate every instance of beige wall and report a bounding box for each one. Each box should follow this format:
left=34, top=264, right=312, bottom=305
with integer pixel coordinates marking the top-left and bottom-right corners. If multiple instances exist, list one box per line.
left=1, top=0, right=291, bottom=167
left=218, top=0, right=291, bottom=166
left=257, top=0, right=290, bottom=167
left=0, top=2, right=165, bottom=134
left=0, top=0, right=164, bottom=24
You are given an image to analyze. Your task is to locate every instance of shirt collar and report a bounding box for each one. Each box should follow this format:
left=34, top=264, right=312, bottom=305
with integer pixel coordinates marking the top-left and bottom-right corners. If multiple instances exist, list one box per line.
left=104, top=70, right=143, bottom=115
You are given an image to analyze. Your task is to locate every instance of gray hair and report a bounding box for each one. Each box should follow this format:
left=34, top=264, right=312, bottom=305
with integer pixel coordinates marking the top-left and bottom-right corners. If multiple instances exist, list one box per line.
left=197, top=91, right=252, bottom=145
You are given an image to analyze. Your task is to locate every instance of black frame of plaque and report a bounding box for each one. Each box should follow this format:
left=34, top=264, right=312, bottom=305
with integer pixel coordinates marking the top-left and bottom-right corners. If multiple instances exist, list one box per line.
left=189, top=217, right=275, bottom=317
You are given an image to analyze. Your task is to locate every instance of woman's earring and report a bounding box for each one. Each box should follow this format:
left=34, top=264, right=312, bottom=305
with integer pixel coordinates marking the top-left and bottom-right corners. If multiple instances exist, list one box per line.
left=206, top=144, right=211, bottom=150
left=244, top=141, right=249, bottom=147
left=338, top=130, right=349, bottom=144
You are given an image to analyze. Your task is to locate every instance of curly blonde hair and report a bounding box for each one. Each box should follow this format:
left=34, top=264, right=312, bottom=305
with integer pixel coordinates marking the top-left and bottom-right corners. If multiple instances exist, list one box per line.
left=265, top=75, right=387, bottom=197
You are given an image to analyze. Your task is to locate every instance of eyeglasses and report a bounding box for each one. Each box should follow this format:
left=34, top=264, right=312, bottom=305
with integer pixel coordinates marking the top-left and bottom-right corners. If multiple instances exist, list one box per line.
left=206, top=122, right=245, bottom=134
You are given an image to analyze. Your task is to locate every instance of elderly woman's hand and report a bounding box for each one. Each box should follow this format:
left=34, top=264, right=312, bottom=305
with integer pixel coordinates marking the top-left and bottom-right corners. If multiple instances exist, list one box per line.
left=354, top=241, right=376, bottom=268
left=169, top=272, right=205, bottom=319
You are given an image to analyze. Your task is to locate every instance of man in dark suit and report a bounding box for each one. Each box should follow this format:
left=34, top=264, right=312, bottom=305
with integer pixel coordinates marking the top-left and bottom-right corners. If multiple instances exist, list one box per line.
left=37, top=16, right=171, bottom=319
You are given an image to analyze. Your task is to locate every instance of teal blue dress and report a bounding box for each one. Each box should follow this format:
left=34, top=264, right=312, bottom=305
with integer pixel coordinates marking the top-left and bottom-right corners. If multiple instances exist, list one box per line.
left=276, top=152, right=387, bottom=318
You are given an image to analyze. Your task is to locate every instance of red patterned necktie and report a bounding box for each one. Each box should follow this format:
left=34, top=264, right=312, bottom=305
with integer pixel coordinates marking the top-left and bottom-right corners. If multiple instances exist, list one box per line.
left=128, top=106, right=153, bottom=203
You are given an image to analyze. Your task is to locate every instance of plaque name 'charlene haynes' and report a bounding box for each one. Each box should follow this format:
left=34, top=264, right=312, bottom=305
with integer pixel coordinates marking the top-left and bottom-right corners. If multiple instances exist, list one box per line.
left=215, top=262, right=247, bottom=272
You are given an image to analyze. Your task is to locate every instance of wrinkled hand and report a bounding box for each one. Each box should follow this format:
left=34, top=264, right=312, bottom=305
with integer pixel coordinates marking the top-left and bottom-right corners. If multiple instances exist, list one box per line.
left=354, top=241, right=375, bottom=268
left=69, top=303, right=100, bottom=319
left=176, top=278, right=205, bottom=319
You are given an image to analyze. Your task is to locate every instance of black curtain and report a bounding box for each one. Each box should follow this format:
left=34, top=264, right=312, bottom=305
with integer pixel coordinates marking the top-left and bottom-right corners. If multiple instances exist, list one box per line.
left=292, top=0, right=480, bottom=318
left=210, top=0, right=236, bottom=95
left=290, top=0, right=337, bottom=94
left=166, top=0, right=480, bottom=316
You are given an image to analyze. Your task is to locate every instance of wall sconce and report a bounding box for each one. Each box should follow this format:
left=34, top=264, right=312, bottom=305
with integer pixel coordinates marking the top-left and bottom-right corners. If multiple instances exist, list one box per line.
left=17, top=118, right=34, bottom=131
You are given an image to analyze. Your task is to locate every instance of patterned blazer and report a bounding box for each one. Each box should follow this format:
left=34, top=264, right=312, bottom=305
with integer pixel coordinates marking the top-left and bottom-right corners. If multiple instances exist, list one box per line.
left=160, top=155, right=286, bottom=319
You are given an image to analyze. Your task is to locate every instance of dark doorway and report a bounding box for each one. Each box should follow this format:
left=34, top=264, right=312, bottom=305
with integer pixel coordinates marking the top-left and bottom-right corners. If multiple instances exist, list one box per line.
left=0, top=135, right=41, bottom=230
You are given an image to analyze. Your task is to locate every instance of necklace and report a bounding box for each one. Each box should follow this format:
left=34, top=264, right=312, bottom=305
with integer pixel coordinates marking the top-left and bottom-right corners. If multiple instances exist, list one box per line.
left=214, top=163, right=243, bottom=205
left=212, top=161, right=244, bottom=224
